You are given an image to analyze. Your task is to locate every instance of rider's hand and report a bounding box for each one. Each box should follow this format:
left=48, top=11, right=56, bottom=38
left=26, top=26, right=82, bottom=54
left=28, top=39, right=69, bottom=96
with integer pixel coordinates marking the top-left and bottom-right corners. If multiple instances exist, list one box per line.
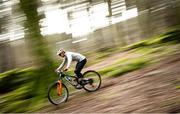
left=64, top=68, right=68, bottom=72
left=55, top=68, right=60, bottom=73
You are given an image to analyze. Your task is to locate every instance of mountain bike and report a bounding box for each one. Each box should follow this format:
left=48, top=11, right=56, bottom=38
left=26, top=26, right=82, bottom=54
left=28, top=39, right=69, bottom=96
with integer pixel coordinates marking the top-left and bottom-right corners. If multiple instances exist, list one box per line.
left=48, top=70, right=101, bottom=105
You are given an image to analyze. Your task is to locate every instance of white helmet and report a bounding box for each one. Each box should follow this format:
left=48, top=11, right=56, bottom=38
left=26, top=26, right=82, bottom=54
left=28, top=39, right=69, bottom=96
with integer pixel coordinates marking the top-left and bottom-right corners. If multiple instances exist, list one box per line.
left=57, top=48, right=65, bottom=56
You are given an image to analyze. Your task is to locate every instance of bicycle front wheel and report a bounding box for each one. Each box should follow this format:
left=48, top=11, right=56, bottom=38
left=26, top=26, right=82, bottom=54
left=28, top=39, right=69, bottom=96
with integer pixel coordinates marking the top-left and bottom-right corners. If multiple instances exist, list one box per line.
left=82, top=70, right=101, bottom=92
left=48, top=81, right=69, bottom=105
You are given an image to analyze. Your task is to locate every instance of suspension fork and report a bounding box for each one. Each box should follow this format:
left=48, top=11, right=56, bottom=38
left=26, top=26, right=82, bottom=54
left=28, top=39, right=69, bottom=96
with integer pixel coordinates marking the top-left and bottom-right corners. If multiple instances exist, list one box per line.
left=57, top=80, right=62, bottom=96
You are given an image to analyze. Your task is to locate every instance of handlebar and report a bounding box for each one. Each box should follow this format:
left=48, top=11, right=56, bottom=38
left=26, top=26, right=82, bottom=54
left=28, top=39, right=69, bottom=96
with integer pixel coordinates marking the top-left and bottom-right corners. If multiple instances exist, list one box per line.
left=56, top=70, right=67, bottom=78
left=56, top=70, right=61, bottom=74
left=55, top=70, right=65, bottom=74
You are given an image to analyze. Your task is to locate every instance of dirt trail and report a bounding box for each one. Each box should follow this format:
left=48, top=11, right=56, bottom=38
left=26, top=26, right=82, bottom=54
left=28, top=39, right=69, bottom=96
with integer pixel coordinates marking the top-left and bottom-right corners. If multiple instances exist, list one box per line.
left=84, top=51, right=140, bottom=71
left=83, top=52, right=140, bottom=71
left=40, top=52, right=180, bottom=113
left=84, top=52, right=128, bottom=71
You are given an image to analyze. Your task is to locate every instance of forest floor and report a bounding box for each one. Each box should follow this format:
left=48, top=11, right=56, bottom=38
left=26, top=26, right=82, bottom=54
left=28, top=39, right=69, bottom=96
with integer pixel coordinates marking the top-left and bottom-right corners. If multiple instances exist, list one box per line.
left=39, top=43, right=180, bottom=113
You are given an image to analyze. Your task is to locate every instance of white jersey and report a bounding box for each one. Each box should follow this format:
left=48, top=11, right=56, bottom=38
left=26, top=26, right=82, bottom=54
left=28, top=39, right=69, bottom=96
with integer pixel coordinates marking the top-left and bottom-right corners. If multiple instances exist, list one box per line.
left=58, top=52, right=86, bottom=70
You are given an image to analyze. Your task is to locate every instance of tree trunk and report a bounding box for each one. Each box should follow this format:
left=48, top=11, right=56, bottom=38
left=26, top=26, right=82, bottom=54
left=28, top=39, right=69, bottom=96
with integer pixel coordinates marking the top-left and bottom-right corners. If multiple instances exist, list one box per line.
left=19, top=0, right=55, bottom=100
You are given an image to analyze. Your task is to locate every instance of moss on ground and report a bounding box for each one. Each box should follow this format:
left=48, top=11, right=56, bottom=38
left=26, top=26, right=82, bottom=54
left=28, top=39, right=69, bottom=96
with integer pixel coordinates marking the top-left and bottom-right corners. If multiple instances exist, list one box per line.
left=176, top=85, right=180, bottom=89
left=99, top=58, right=148, bottom=78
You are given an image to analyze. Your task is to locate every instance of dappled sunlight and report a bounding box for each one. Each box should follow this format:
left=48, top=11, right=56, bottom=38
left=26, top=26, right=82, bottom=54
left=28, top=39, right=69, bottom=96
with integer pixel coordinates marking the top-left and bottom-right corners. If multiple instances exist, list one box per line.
left=42, top=8, right=70, bottom=35
left=41, top=2, right=138, bottom=37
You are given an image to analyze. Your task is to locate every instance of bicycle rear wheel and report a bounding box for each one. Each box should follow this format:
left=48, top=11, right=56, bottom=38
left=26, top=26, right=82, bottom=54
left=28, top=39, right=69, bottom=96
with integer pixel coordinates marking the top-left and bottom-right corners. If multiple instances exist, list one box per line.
left=82, top=70, right=101, bottom=92
left=48, top=81, right=68, bottom=105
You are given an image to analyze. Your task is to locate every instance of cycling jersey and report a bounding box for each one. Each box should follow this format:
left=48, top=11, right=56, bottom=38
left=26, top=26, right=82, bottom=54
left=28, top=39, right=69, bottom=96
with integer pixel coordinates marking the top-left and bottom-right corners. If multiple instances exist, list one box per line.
left=58, top=52, right=86, bottom=70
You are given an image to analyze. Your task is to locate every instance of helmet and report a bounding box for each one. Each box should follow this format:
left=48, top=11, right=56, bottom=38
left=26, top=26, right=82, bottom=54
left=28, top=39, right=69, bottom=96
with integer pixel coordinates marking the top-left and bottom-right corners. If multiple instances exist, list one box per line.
left=57, top=48, right=65, bottom=56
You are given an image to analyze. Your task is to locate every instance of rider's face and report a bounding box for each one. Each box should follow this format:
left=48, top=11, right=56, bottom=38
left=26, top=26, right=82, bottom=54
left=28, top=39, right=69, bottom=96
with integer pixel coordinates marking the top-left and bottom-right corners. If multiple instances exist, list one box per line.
left=59, top=52, right=65, bottom=57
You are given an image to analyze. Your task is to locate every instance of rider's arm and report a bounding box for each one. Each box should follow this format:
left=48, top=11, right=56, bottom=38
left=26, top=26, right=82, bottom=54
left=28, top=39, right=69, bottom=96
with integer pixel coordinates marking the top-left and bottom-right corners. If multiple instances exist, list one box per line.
left=66, top=54, right=72, bottom=69
left=57, top=58, right=67, bottom=71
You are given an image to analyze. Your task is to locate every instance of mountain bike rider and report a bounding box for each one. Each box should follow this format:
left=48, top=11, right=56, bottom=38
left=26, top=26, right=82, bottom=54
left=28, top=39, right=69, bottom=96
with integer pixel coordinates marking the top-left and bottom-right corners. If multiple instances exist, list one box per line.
left=55, top=48, right=87, bottom=89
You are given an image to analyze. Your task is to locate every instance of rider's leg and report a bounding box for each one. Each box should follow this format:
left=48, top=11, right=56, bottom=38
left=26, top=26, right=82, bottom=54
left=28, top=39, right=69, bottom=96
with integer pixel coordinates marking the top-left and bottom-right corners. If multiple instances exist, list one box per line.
left=74, top=59, right=87, bottom=89
left=74, top=59, right=87, bottom=78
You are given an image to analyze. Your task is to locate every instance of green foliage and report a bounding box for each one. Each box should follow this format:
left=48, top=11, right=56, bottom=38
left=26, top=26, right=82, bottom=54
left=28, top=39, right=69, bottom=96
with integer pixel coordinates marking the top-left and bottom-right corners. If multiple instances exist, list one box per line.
left=111, top=59, right=147, bottom=77
left=0, top=68, right=57, bottom=112
left=1, top=99, right=31, bottom=112
left=176, top=85, right=180, bottom=89
left=0, top=68, right=33, bottom=112
left=0, top=86, right=31, bottom=112
left=123, top=41, right=149, bottom=50
left=123, top=28, right=180, bottom=51
left=161, top=29, right=180, bottom=43
left=0, top=68, right=34, bottom=94
left=12, top=0, right=56, bottom=112
left=1, top=27, right=179, bottom=112
left=99, top=58, right=148, bottom=77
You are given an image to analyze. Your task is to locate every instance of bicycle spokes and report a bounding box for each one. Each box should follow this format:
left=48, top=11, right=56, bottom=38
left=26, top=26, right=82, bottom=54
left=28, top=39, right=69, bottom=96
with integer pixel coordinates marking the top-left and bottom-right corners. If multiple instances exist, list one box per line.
left=90, top=83, right=95, bottom=88
left=48, top=70, right=101, bottom=105
left=80, top=78, right=93, bottom=85
left=48, top=82, right=69, bottom=105
left=82, top=70, right=101, bottom=92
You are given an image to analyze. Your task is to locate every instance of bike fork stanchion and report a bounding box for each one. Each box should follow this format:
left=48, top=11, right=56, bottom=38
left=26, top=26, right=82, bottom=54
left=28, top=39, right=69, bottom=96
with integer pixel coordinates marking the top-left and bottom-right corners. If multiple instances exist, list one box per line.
left=57, top=80, right=62, bottom=96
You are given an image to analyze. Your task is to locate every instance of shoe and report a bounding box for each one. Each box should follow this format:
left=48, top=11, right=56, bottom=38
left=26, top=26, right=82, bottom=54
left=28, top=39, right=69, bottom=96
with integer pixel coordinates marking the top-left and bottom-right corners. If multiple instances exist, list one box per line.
left=75, top=84, right=82, bottom=89
left=78, top=78, right=83, bottom=82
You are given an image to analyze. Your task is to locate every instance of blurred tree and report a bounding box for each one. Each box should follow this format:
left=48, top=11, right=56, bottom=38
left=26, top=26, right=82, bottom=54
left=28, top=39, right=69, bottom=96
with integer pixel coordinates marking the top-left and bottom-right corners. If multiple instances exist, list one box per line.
left=19, top=0, right=55, bottom=101
left=107, top=0, right=112, bottom=16
left=0, top=0, right=14, bottom=72
left=0, top=17, right=3, bottom=33
left=0, top=0, right=9, bottom=33
left=136, top=0, right=154, bottom=39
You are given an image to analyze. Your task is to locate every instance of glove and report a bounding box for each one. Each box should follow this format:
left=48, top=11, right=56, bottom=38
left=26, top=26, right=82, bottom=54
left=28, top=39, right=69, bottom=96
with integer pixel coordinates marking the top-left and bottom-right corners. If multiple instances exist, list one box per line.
left=55, top=68, right=60, bottom=73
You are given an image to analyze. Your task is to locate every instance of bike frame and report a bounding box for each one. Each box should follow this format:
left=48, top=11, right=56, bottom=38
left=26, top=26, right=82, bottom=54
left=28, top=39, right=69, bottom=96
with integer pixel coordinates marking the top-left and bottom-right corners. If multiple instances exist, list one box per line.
left=57, top=72, right=78, bottom=86
left=47, top=70, right=101, bottom=105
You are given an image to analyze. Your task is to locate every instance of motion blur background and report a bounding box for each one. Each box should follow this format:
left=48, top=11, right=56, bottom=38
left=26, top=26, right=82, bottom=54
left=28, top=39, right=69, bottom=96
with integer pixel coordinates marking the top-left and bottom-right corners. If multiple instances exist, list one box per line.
left=0, top=0, right=180, bottom=113
left=1, top=0, right=179, bottom=71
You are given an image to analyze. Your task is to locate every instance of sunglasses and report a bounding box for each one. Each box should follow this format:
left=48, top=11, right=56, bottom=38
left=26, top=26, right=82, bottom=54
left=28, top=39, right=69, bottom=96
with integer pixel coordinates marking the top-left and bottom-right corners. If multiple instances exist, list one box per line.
left=58, top=53, right=62, bottom=56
